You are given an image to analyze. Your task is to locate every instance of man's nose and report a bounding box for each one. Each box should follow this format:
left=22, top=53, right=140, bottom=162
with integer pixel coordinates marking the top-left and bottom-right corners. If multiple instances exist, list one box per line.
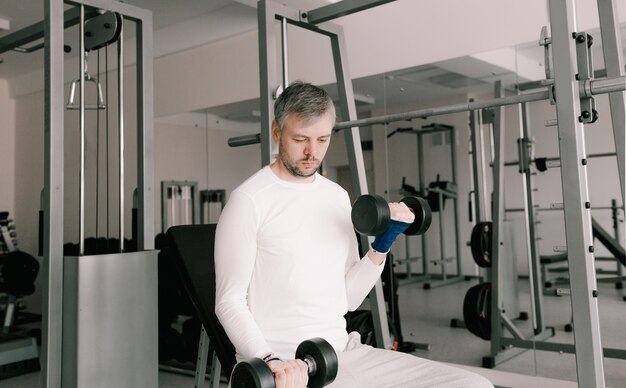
left=305, top=141, right=317, bottom=156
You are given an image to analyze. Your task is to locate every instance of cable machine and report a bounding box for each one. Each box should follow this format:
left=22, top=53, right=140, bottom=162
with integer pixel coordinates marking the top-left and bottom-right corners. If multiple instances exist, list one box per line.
left=0, top=1, right=156, bottom=387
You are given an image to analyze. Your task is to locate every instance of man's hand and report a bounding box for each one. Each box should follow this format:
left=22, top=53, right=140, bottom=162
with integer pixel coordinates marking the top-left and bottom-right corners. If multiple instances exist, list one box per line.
left=389, top=201, right=415, bottom=223
left=267, top=359, right=309, bottom=388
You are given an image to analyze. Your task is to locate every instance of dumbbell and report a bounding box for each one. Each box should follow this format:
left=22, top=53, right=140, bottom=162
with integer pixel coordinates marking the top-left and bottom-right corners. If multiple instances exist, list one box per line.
left=230, top=337, right=338, bottom=388
left=351, top=194, right=432, bottom=236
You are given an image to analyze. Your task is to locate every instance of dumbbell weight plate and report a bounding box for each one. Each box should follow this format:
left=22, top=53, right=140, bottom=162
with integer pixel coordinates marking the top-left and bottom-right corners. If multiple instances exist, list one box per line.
left=399, top=196, right=432, bottom=235
left=351, top=194, right=390, bottom=236
left=231, top=358, right=276, bottom=388
left=295, top=338, right=338, bottom=388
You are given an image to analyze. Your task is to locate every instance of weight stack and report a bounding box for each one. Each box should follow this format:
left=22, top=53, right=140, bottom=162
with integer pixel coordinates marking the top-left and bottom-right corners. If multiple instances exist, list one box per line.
left=62, top=251, right=158, bottom=388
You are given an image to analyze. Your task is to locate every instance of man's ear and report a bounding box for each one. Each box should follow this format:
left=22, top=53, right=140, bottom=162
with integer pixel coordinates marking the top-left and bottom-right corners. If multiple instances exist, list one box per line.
left=271, top=120, right=280, bottom=143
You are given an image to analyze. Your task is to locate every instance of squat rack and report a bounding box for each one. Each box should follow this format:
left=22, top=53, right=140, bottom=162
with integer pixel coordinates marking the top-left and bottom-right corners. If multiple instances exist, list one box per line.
left=252, top=1, right=625, bottom=387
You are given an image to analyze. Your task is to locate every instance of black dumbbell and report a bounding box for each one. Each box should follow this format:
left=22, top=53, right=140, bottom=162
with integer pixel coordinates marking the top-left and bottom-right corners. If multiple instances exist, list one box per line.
left=230, top=337, right=338, bottom=388
left=351, top=194, right=432, bottom=236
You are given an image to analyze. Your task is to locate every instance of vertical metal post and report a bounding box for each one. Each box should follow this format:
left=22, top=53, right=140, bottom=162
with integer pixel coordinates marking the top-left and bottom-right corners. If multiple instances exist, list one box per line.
left=611, top=199, right=623, bottom=287
left=280, top=17, right=288, bottom=89
left=118, top=23, right=125, bottom=252
left=258, top=0, right=279, bottom=166
left=329, top=23, right=391, bottom=350
left=470, top=108, right=488, bottom=222
left=194, top=326, right=210, bottom=388
left=597, top=0, right=626, bottom=239
left=78, top=5, right=85, bottom=255
left=42, top=0, right=64, bottom=386
left=549, top=1, right=605, bottom=386
left=136, top=10, right=155, bottom=250
left=417, top=133, right=428, bottom=276
left=438, top=190, right=446, bottom=280
left=519, top=102, right=544, bottom=332
left=450, top=127, right=462, bottom=277
left=489, top=82, right=505, bottom=357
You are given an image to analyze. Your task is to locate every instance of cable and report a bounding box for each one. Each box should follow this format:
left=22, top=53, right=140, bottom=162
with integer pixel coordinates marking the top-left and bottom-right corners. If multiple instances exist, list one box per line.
left=105, top=44, right=110, bottom=251
left=95, top=48, right=100, bottom=242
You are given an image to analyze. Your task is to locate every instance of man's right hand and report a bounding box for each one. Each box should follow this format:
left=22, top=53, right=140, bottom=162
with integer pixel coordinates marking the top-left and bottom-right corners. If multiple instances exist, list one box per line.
left=267, top=359, right=309, bottom=388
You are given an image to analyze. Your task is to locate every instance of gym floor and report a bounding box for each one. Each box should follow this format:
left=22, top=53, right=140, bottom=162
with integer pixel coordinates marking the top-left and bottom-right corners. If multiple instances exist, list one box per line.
left=3, top=277, right=625, bottom=387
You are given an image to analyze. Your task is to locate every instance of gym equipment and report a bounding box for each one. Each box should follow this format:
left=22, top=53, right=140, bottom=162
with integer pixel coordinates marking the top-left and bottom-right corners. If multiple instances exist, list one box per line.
left=0, top=2, right=159, bottom=385
left=470, top=222, right=492, bottom=268
left=157, top=234, right=196, bottom=364
left=591, top=217, right=625, bottom=267
left=164, top=224, right=237, bottom=386
left=0, top=213, right=41, bottom=380
left=161, top=181, right=199, bottom=233
left=230, top=337, right=338, bottom=388
left=541, top=206, right=626, bottom=294
left=66, top=12, right=122, bottom=110
left=460, top=16, right=626, bottom=373
left=463, top=283, right=491, bottom=341
left=351, top=194, right=431, bottom=236
left=426, top=178, right=456, bottom=213
left=392, top=124, right=464, bottom=290
left=200, top=189, right=226, bottom=224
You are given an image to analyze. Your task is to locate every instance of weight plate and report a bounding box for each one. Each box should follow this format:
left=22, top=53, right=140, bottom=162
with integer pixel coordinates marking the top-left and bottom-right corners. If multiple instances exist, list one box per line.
left=470, top=222, right=492, bottom=268
left=400, top=196, right=432, bottom=235
left=463, top=283, right=491, bottom=340
left=296, top=338, right=338, bottom=388
left=231, top=358, right=275, bottom=388
left=351, top=194, right=390, bottom=236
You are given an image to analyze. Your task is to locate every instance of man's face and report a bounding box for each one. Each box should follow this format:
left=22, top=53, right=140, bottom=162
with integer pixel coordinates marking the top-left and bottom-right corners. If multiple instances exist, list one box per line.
left=272, top=112, right=333, bottom=180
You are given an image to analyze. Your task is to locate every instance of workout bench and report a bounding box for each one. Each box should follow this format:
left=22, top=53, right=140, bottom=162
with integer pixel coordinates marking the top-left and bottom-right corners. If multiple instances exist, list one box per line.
left=164, top=224, right=236, bottom=387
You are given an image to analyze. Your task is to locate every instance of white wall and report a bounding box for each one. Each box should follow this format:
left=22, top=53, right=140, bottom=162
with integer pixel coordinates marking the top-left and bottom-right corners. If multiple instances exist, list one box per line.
left=154, top=121, right=261, bottom=232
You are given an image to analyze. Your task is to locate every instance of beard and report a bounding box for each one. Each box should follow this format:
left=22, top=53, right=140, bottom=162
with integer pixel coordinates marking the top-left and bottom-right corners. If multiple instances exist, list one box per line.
left=278, top=143, right=320, bottom=178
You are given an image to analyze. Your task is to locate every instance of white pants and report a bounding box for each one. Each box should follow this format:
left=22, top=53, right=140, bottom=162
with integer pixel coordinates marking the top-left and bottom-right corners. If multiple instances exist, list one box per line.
left=325, top=332, right=494, bottom=388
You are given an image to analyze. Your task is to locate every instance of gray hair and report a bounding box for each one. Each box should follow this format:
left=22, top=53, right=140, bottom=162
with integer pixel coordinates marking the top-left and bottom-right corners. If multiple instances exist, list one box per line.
left=274, top=81, right=336, bottom=131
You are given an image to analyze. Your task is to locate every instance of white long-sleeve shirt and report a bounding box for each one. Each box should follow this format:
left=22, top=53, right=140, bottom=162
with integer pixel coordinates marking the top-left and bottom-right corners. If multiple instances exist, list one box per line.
left=214, top=166, right=384, bottom=361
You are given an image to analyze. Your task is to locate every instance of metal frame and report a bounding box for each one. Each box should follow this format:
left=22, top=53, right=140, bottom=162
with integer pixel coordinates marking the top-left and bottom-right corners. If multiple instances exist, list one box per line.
left=479, top=83, right=555, bottom=368
left=0, top=1, right=155, bottom=386
left=303, top=0, right=396, bottom=25
left=518, top=101, right=545, bottom=332
left=396, top=124, right=463, bottom=289
left=549, top=1, right=605, bottom=385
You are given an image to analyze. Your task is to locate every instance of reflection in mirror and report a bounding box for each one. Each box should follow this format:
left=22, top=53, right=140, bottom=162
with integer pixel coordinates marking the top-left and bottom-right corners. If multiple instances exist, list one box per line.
left=338, top=31, right=626, bottom=386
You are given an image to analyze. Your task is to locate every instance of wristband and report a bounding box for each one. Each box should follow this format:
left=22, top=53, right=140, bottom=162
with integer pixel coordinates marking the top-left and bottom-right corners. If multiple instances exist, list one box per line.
left=371, top=219, right=411, bottom=254
left=262, top=353, right=281, bottom=364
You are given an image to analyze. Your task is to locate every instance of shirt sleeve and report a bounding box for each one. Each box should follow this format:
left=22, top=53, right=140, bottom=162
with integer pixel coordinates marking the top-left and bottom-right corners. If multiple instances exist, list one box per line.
left=343, top=210, right=385, bottom=311
left=214, top=190, right=272, bottom=360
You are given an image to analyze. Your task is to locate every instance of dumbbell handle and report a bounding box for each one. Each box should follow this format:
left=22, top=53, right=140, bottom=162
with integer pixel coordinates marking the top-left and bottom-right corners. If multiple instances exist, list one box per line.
left=303, top=356, right=316, bottom=376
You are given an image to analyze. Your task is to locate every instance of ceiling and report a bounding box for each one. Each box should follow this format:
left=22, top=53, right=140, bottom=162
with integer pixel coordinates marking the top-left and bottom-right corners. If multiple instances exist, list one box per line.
left=0, top=0, right=625, bottom=127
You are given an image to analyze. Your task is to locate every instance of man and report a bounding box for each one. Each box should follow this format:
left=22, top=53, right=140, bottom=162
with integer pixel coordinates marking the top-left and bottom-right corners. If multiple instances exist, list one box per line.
left=215, top=82, right=492, bottom=387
